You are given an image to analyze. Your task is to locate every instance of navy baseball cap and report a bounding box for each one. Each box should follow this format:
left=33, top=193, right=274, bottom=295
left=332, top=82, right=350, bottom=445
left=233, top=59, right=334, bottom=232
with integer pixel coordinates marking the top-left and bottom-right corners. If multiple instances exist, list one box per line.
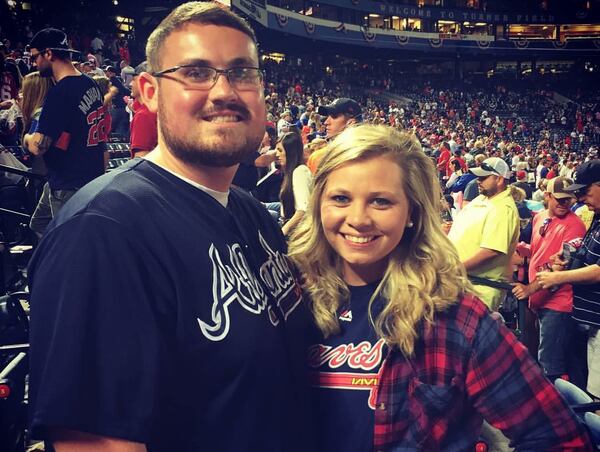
left=565, top=159, right=600, bottom=192
left=30, top=28, right=77, bottom=53
left=318, top=98, right=362, bottom=120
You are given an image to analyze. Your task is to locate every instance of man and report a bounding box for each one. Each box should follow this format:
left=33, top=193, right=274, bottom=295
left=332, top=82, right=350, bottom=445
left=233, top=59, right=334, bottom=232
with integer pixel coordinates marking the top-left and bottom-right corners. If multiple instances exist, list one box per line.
left=0, top=42, right=21, bottom=103
left=105, top=65, right=131, bottom=141
left=513, top=169, right=534, bottom=199
left=120, top=59, right=135, bottom=87
left=28, top=3, right=312, bottom=451
left=127, top=61, right=157, bottom=159
left=25, top=28, right=108, bottom=237
left=87, top=57, right=105, bottom=77
left=307, top=97, right=362, bottom=174
left=538, top=160, right=600, bottom=400
left=512, top=177, right=586, bottom=380
left=448, top=157, right=520, bottom=309
left=277, top=109, right=292, bottom=137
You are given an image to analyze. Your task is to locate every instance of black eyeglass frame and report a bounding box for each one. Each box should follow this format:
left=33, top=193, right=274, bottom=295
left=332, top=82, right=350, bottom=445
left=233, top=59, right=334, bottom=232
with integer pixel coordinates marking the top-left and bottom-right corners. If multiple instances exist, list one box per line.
left=151, top=64, right=265, bottom=90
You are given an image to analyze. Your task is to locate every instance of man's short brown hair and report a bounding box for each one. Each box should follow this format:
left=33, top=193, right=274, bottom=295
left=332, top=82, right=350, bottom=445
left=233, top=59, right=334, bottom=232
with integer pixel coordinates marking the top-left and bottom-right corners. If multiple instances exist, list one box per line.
left=146, top=1, right=258, bottom=72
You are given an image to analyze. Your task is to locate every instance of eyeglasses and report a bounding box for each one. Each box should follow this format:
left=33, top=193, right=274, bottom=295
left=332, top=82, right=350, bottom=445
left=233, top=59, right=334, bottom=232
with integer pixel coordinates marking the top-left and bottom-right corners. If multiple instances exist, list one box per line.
left=539, top=217, right=552, bottom=237
left=30, top=49, right=47, bottom=60
left=151, top=65, right=264, bottom=91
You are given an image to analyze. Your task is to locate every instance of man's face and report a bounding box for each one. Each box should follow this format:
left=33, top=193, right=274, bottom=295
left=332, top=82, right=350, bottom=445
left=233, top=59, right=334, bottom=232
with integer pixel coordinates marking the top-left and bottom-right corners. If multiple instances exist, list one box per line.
left=153, top=23, right=265, bottom=167
left=477, top=174, right=501, bottom=198
left=30, top=47, right=52, bottom=77
left=324, top=113, right=348, bottom=138
left=577, top=182, right=600, bottom=213
left=545, top=193, right=573, bottom=218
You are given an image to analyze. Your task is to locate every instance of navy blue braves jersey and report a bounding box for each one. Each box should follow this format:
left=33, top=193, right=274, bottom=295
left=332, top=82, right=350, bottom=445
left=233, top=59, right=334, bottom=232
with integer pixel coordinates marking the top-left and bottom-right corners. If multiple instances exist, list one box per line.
left=37, top=74, right=107, bottom=189
left=28, top=159, right=314, bottom=451
left=308, top=282, right=386, bottom=452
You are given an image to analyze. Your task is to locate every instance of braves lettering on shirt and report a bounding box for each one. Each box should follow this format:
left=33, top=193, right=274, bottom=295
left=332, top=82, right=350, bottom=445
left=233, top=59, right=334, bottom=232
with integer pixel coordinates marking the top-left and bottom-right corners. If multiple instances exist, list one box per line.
left=198, top=230, right=302, bottom=341
left=308, top=338, right=385, bottom=409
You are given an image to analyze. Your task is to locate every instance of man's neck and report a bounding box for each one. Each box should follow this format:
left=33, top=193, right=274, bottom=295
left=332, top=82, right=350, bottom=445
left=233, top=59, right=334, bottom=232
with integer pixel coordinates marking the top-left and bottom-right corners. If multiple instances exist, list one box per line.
left=52, top=62, right=79, bottom=83
left=146, top=145, right=237, bottom=193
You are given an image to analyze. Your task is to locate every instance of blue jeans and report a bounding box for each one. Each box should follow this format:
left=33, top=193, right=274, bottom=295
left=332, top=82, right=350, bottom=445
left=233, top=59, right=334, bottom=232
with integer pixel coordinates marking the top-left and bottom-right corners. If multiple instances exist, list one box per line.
left=538, top=309, right=574, bottom=378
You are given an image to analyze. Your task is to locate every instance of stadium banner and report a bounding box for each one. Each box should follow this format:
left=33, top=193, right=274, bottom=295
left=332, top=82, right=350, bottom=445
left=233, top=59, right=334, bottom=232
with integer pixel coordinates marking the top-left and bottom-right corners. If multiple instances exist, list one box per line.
left=256, top=6, right=600, bottom=55
left=302, top=0, right=599, bottom=25
left=231, top=0, right=268, bottom=27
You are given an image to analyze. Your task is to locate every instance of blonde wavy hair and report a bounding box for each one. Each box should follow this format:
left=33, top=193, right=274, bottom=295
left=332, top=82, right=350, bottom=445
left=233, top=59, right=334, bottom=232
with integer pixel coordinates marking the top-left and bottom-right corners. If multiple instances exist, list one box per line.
left=288, top=124, right=472, bottom=356
left=20, top=71, right=53, bottom=136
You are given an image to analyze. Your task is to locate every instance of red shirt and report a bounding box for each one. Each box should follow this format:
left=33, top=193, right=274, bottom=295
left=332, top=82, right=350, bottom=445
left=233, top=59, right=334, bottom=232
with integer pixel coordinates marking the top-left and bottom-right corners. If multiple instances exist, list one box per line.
left=528, top=210, right=586, bottom=312
left=129, top=101, right=157, bottom=157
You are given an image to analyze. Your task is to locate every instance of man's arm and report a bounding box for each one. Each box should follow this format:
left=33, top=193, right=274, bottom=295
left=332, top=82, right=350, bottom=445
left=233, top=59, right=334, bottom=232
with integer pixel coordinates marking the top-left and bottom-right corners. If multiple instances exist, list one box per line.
left=52, top=429, right=146, bottom=452
left=537, top=264, right=600, bottom=289
left=462, top=248, right=503, bottom=272
left=27, top=132, right=53, bottom=156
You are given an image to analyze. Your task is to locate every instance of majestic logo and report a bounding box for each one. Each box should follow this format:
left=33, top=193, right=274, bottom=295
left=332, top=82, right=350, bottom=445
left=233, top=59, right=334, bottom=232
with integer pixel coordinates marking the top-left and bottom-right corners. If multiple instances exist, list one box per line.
left=198, top=231, right=301, bottom=341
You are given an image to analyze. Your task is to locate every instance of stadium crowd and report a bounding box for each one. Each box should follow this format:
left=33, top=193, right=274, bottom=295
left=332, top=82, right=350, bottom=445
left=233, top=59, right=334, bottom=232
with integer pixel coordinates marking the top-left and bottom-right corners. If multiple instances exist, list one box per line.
left=0, top=1, right=599, bottom=450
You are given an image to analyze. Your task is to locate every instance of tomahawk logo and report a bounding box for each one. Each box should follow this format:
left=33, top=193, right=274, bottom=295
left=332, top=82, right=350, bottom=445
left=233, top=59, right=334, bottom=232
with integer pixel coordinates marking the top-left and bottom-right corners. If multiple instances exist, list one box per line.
left=198, top=232, right=301, bottom=341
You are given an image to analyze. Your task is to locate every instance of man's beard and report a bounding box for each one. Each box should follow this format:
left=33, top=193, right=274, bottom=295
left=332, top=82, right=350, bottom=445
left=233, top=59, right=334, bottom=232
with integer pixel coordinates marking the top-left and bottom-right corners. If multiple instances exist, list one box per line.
left=158, top=99, right=263, bottom=167
left=38, top=64, right=53, bottom=78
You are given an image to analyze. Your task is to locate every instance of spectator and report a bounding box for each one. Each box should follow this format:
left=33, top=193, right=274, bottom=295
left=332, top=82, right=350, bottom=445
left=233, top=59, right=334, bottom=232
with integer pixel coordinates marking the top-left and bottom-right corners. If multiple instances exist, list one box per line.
left=26, top=28, right=108, bottom=236
left=128, top=61, right=156, bottom=159
left=512, top=177, right=586, bottom=381
left=448, top=157, right=520, bottom=309
left=27, top=3, right=313, bottom=451
left=288, top=124, right=593, bottom=451
left=276, top=131, right=312, bottom=236
left=105, top=65, right=131, bottom=140
left=307, top=97, right=362, bottom=173
left=539, top=160, right=600, bottom=400
left=513, top=169, right=534, bottom=199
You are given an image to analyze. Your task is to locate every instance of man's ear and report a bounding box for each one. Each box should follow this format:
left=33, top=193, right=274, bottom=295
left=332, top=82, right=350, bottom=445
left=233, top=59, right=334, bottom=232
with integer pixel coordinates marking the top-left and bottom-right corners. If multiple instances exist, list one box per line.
left=139, top=72, right=158, bottom=113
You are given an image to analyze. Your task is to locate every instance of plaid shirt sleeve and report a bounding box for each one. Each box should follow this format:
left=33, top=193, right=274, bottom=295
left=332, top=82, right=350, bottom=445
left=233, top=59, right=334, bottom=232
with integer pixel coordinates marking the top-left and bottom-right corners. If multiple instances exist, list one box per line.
left=465, top=299, right=593, bottom=451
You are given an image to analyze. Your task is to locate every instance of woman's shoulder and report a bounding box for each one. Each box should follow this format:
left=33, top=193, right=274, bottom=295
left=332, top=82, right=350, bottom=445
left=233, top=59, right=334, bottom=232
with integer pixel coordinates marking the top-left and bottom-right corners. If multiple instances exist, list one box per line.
left=293, top=164, right=312, bottom=179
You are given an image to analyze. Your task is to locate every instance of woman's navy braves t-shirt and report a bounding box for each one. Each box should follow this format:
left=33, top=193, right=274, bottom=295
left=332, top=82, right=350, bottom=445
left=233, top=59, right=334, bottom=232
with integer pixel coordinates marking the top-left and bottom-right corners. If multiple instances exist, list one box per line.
left=308, top=281, right=387, bottom=452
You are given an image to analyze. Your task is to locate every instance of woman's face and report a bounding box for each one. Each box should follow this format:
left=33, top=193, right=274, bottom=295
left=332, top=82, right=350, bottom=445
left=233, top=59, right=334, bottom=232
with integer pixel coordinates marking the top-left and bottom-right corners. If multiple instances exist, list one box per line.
left=320, top=155, right=412, bottom=285
left=275, top=142, right=286, bottom=167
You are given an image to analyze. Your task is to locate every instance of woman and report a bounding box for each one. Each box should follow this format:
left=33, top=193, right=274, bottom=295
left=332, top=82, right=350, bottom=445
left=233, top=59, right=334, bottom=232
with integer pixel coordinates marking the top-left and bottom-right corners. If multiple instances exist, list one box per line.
left=289, top=124, right=592, bottom=451
left=21, top=71, right=53, bottom=175
left=275, top=131, right=312, bottom=236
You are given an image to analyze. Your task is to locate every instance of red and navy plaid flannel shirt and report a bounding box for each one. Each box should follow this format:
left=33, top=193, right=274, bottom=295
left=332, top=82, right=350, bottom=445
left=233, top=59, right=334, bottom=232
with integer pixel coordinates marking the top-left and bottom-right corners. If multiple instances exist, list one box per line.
left=373, top=294, right=593, bottom=451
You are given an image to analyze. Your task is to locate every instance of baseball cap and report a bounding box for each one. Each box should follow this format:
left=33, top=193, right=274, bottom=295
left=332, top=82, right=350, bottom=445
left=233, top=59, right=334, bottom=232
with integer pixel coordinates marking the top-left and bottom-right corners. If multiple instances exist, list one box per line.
left=516, top=170, right=526, bottom=180
left=317, top=98, right=362, bottom=120
left=565, top=159, right=600, bottom=192
left=470, top=157, right=511, bottom=179
left=105, top=65, right=118, bottom=74
left=546, top=177, right=575, bottom=199
left=30, top=28, right=77, bottom=53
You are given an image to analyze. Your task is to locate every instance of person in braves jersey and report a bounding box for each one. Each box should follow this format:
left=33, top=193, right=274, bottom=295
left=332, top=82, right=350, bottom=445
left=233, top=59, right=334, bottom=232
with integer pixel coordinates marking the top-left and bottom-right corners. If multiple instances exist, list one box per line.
left=289, top=124, right=593, bottom=451
left=28, top=3, right=314, bottom=452
left=25, top=28, right=108, bottom=237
